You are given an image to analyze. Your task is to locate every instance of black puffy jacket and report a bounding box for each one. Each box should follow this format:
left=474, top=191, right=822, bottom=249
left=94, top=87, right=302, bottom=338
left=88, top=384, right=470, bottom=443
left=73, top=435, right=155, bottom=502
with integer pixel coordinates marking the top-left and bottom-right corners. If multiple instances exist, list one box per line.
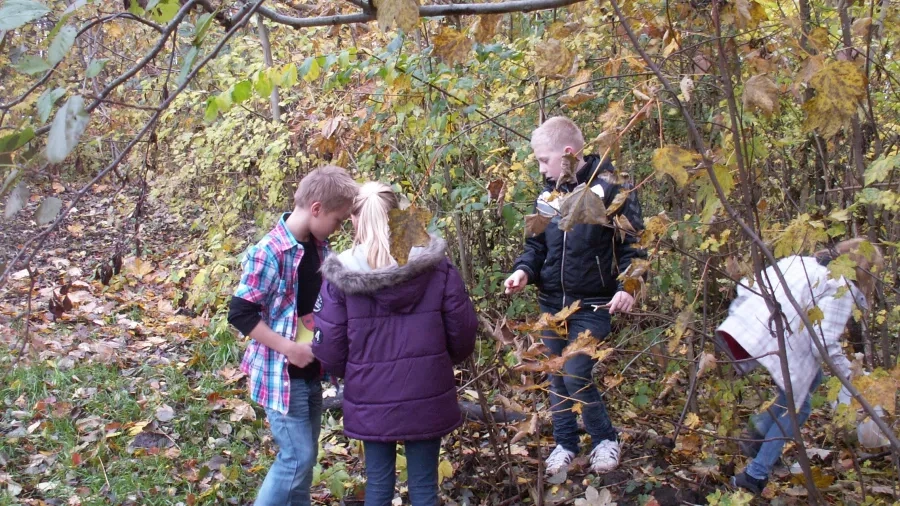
left=513, top=155, right=644, bottom=308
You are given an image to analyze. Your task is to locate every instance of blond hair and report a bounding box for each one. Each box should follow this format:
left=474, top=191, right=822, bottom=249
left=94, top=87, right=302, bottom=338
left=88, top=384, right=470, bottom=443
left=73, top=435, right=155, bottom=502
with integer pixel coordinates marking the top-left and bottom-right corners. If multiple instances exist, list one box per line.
left=294, top=165, right=358, bottom=212
left=531, top=116, right=585, bottom=152
left=353, top=182, right=400, bottom=270
left=816, top=238, right=885, bottom=304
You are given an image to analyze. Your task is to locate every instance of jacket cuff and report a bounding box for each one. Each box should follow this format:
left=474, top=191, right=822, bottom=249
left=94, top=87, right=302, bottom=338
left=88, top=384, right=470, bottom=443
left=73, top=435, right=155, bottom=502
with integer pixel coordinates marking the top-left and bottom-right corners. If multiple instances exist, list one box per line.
left=514, top=264, right=536, bottom=284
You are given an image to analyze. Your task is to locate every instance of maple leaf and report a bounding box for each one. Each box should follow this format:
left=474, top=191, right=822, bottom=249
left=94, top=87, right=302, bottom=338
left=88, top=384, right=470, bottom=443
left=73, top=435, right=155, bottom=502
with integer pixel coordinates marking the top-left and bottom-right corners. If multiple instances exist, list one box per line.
left=432, top=28, right=473, bottom=66
left=388, top=206, right=431, bottom=266
left=558, top=184, right=608, bottom=232
left=652, top=145, right=700, bottom=188
left=865, top=154, right=899, bottom=186
left=524, top=213, right=551, bottom=237
left=556, top=151, right=579, bottom=188
left=473, top=14, right=503, bottom=43
left=373, top=0, right=419, bottom=32
left=742, top=74, right=780, bottom=117
left=803, top=60, right=867, bottom=138
left=534, top=38, right=574, bottom=78
left=773, top=214, right=828, bottom=257
left=827, top=254, right=858, bottom=282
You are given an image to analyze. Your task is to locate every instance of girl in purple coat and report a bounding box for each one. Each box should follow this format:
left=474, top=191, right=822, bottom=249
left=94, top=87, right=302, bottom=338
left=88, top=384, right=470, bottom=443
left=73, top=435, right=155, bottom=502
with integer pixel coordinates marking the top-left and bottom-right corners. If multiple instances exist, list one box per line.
left=312, top=182, right=478, bottom=506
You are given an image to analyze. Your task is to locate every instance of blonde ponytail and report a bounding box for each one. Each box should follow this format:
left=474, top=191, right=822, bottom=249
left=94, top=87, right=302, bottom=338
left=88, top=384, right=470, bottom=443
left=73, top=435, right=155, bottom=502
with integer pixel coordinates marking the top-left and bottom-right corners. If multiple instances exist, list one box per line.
left=353, top=182, right=400, bottom=270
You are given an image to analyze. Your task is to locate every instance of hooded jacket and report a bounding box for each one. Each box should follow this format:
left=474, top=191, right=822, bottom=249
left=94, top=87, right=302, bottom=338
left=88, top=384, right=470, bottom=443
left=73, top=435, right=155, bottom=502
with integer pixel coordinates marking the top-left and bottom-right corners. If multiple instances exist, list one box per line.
left=513, top=155, right=644, bottom=308
left=312, top=237, right=478, bottom=442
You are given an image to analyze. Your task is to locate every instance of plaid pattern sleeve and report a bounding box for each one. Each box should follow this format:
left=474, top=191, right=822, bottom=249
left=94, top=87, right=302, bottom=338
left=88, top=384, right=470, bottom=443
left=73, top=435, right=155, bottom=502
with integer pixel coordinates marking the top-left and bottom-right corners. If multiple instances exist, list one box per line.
left=234, top=245, right=278, bottom=304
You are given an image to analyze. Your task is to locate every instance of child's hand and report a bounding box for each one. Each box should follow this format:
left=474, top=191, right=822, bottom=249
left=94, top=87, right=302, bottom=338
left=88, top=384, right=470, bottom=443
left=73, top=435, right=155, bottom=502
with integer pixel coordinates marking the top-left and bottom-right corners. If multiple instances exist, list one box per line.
left=284, top=341, right=315, bottom=368
left=608, top=291, right=635, bottom=314
left=504, top=270, right=529, bottom=294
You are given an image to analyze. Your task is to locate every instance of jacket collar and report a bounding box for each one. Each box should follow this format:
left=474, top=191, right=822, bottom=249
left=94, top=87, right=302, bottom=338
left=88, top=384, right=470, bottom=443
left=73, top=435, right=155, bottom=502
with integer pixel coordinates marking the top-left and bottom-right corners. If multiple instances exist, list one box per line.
left=320, top=236, right=447, bottom=295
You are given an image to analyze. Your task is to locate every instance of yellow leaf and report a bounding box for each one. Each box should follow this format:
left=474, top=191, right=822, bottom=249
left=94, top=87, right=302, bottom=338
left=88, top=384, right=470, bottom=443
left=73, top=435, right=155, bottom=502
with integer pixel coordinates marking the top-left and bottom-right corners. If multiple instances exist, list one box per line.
left=803, top=60, right=867, bottom=138
left=807, top=27, right=831, bottom=52
left=652, top=145, right=700, bottom=188
left=534, top=39, right=573, bottom=79
left=742, top=74, right=780, bottom=117
left=772, top=214, right=828, bottom=257
left=558, top=184, right=608, bottom=232
left=808, top=306, right=824, bottom=325
left=373, top=0, right=419, bottom=32
left=388, top=206, right=431, bottom=266
left=568, top=69, right=593, bottom=96
left=559, top=92, right=596, bottom=107
left=438, top=459, right=454, bottom=484
left=433, top=28, right=473, bottom=66
left=127, top=420, right=151, bottom=436
left=668, top=307, right=694, bottom=354
left=599, top=100, right=626, bottom=131
left=685, top=412, right=701, bottom=429
left=852, top=370, right=899, bottom=415
left=472, top=14, right=502, bottom=43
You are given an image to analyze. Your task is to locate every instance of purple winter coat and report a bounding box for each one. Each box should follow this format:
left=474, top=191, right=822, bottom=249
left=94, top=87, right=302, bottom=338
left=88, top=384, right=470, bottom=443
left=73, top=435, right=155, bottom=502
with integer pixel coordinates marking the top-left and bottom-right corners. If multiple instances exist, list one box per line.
left=312, top=237, right=478, bottom=442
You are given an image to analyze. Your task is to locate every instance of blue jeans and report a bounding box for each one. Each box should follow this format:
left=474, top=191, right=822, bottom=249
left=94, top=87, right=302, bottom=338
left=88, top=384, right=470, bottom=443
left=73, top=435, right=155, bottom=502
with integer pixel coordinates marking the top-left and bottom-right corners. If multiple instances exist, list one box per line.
left=746, top=370, right=823, bottom=480
left=363, top=438, right=442, bottom=506
left=255, top=378, right=323, bottom=506
left=541, top=302, right=617, bottom=453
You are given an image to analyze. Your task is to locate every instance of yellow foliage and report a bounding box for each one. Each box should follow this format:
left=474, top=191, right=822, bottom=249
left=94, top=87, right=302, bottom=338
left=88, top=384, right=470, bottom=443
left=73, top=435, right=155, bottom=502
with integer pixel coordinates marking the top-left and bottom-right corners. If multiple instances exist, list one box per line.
left=652, top=145, right=701, bottom=188
left=803, top=60, right=867, bottom=138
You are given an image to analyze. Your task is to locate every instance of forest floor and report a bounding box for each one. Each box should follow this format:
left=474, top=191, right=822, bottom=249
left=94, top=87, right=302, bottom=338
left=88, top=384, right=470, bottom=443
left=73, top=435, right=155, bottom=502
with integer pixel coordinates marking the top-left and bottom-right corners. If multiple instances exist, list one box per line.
left=1, top=181, right=897, bottom=506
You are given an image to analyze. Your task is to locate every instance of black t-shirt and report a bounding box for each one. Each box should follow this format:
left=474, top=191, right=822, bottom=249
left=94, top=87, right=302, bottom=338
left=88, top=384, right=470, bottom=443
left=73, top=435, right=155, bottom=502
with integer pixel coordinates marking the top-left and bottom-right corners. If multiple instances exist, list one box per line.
left=288, top=240, right=322, bottom=379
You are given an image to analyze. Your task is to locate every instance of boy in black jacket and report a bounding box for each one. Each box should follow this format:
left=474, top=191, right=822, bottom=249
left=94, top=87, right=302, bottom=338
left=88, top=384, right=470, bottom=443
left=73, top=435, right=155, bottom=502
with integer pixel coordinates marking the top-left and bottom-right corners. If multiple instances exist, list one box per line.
left=505, top=117, right=643, bottom=475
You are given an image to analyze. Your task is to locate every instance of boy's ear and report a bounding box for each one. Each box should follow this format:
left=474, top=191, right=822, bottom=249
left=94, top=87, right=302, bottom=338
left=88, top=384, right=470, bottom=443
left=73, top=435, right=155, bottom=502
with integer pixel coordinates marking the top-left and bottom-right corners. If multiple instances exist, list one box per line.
left=309, top=201, right=322, bottom=217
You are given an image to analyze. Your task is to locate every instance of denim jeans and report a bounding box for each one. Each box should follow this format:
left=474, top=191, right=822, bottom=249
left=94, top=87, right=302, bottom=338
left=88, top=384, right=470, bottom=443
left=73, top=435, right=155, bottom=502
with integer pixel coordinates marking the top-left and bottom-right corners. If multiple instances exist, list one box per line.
left=746, top=369, right=823, bottom=481
left=255, top=378, right=323, bottom=506
left=541, top=302, right=617, bottom=453
left=363, top=438, right=442, bottom=506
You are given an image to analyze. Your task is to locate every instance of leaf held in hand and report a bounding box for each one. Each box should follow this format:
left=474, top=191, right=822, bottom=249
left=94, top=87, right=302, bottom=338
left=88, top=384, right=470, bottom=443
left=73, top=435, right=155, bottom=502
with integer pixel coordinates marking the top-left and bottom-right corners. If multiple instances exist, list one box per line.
left=558, top=184, right=608, bottom=232
left=388, top=206, right=431, bottom=266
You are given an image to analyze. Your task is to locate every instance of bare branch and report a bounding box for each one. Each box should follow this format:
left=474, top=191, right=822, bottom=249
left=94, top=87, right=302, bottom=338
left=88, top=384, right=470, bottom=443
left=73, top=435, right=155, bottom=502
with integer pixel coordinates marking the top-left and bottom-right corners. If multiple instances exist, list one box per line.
left=253, top=0, right=586, bottom=28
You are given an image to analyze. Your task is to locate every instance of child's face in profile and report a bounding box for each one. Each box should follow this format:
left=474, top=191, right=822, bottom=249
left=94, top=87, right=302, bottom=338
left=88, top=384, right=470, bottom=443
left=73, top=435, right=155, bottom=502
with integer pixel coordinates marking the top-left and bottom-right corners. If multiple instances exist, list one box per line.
left=532, top=137, right=575, bottom=182
left=309, top=203, right=352, bottom=241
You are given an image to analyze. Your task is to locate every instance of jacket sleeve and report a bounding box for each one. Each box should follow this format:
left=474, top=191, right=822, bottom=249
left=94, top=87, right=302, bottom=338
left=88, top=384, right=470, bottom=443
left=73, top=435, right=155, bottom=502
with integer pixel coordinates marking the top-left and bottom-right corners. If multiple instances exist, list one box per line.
left=312, top=280, right=349, bottom=378
left=814, top=291, right=855, bottom=382
left=512, top=200, right=548, bottom=285
left=442, top=264, right=478, bottom=364
left=610, top=183, right=645, bottom=291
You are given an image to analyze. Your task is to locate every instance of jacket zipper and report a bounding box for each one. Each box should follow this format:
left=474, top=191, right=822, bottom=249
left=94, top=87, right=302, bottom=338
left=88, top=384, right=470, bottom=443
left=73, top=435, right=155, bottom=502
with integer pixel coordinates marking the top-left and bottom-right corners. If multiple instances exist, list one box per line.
left=561, top=232, right=568, bottom=306
left=596, top=256, right=606, bottom=286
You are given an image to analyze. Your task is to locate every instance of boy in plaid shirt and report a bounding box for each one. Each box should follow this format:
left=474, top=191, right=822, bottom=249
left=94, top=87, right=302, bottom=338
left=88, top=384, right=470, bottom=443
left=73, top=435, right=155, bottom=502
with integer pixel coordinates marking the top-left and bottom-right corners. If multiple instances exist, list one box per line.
left=228, top=165, right=358, bottom=505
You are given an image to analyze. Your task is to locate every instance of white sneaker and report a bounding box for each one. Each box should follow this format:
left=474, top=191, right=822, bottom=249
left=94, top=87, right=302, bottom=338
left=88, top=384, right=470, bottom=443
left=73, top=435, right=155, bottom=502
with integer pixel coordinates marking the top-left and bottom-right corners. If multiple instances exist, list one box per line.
left=589, top=440, right=621, bottom=473
left=544, top=444, right=576, bottom=476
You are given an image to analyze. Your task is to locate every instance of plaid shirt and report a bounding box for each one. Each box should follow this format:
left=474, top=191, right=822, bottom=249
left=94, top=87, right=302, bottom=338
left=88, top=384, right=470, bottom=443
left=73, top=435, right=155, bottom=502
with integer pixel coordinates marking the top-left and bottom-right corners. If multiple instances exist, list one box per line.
left=235, top=213, right=327, bottom=414
left=716, top=256, right=866, bottom=406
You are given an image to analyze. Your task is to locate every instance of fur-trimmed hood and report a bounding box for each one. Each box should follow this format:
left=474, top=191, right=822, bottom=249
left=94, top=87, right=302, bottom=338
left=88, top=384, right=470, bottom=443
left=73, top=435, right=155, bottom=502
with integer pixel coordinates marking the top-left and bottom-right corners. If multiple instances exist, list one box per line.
left=320, top=236, right=448, bottom=296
